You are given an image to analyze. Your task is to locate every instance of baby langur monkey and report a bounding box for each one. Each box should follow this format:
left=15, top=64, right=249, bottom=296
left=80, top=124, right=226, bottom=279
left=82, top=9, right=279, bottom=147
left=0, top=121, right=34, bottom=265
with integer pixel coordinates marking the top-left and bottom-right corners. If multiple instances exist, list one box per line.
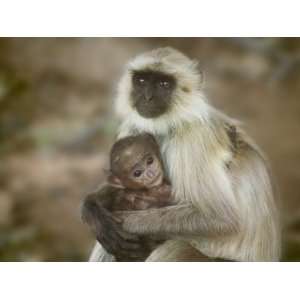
left=107, top=133, right=172, bottom=211
left=82, top=133, right=172, bottom=261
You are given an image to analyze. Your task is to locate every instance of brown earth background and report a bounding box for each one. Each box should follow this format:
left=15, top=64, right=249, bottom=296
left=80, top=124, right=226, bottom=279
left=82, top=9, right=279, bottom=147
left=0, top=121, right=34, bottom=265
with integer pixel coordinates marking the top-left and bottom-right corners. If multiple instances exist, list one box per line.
left=0, top=38, right=300, bottom=261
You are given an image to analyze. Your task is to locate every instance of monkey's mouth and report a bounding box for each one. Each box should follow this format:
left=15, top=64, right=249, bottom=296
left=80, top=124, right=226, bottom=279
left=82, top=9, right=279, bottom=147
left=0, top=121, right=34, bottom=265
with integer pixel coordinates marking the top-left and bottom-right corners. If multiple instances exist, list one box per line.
left=134, top=100, right=168, bottom=119
left=148, top=173, right=163, bottom=187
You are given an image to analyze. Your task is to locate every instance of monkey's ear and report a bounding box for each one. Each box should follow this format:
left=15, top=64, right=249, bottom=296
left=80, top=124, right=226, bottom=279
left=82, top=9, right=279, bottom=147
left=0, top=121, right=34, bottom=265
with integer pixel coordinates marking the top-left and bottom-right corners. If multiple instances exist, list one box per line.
left=107, top=174, right=124, bottom=189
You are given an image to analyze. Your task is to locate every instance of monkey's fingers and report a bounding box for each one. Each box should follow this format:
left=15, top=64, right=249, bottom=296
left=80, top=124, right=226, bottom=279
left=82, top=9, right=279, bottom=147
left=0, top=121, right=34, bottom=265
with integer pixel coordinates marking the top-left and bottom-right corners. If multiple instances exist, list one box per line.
left=117, top=229, right=140, bottom=242
left=97, top=218, right=142, bottom=247
left=98, top=229, right=144, bottom=256
left=100, top=213, right=141, bottom=243
left=97, top=235, right=115, bottom=255
left=112, top=238, right=150, bottom=260
left=89, top=208, right=146, bottom=254
left=111, top=214, right=123, bottom=224
left=107, top=227, right=143, bottom=251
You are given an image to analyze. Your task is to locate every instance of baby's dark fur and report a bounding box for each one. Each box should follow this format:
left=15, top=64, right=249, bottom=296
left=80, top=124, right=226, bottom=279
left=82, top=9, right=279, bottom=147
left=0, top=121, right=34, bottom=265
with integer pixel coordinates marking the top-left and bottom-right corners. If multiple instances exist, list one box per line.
left=82, top=134, right=173, bottom=261
left=107, top=133, right=172, bottom=211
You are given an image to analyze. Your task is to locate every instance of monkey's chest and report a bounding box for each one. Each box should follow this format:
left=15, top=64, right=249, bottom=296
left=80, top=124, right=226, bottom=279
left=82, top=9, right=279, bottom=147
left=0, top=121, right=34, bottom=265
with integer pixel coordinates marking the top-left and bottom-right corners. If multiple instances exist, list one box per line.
left=159, top=136, right=208, bottom=203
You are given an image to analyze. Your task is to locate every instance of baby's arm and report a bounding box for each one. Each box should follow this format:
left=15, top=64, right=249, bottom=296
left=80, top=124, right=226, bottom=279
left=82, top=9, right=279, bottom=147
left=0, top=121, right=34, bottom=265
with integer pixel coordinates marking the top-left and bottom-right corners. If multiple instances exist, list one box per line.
left=123, top=182, right=173, bottom=210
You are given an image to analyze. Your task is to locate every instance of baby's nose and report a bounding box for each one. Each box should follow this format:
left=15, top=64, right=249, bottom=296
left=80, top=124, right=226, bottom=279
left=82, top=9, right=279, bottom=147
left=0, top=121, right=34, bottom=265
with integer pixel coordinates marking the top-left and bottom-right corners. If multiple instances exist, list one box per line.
left=146, top=170, right=155, bottom=178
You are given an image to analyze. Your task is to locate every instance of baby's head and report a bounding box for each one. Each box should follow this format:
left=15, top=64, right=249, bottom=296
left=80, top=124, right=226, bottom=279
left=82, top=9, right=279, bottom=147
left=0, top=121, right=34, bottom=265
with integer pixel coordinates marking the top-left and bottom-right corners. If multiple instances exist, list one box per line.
left=108, top=134, right=164, bottom=189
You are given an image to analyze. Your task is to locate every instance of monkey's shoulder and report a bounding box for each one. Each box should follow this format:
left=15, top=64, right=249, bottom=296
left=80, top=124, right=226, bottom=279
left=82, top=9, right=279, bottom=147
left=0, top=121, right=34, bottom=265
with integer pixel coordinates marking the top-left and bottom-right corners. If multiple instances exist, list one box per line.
left=223, top=121, right=265, bottom=171
left=223, top=120, right=252, bottom=149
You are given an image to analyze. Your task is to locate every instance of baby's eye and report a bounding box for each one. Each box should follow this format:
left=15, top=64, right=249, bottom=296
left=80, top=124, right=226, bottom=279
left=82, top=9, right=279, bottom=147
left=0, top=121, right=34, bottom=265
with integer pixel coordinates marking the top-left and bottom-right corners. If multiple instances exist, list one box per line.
left=133, top=170, right=143, bottom=177
left=147, top=157, right=154, bottom=165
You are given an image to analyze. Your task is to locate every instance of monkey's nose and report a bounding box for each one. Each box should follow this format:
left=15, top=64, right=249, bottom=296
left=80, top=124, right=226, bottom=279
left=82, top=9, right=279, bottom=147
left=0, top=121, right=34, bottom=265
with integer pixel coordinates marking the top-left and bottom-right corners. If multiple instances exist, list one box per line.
left=147, top=170, right=155, bottom=178
left=144, top=95, right=153, bottom=102
left=144, top=90, right=153, bottom=101
left=146, top=96, right=153, bottom=101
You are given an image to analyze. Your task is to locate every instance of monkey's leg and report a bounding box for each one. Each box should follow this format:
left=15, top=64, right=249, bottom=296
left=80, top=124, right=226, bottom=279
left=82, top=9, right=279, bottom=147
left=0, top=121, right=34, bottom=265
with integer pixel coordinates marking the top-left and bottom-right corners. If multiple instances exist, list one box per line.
left=146, top=240, right=214, bottom=262
left=89, top=242, right=116, bottom=262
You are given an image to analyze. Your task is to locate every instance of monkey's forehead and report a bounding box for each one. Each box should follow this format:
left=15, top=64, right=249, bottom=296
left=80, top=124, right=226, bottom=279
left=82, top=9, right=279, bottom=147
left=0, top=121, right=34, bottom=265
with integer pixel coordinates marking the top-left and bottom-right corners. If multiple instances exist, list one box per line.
left=119, top=148, right=144, bottom=161
left=129, top=47, right=191, bottom=71
left=127, top=48, right=201, bottom=88
left=112, top=145, right=148, bottom=169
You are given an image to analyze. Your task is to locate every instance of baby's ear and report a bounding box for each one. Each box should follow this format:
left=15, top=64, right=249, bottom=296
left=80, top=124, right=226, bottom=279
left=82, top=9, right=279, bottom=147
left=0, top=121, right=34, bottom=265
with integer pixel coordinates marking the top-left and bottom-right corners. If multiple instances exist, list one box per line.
left=107, top=173, right=124, bottom=189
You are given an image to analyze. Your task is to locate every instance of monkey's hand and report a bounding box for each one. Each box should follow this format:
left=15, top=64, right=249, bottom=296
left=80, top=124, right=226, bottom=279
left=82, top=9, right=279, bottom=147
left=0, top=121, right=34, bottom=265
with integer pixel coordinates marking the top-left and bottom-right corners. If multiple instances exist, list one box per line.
left=113, top=203, right=240, bottom=239
left=81, top=193, right=150, bottom=259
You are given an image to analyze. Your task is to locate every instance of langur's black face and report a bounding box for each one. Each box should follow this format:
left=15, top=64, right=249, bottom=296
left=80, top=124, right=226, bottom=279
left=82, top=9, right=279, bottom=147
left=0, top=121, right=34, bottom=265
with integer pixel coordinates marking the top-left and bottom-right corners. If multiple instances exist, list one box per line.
left=131, top=70, right=176, bottom=118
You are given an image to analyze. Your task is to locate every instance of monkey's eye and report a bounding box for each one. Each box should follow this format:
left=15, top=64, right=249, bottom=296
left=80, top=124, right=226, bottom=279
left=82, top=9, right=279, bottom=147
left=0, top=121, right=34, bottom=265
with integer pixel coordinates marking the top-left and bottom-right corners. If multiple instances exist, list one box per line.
left=133, top=73, right=147, bottom=86
left=133, top=170, right=143, bottom=177
left=138, top=77, right=145, bottom=84
left=147, top=157, right=154, bottom=165
left=134, top=75, right=146, bottom=85
left=159, top=80, right=170, bottom=88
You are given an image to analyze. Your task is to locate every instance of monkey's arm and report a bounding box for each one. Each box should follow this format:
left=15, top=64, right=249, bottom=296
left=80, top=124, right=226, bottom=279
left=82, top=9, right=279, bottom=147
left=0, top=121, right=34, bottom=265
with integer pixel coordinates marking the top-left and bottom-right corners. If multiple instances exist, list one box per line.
left=114, top=202, right=240, bottom=239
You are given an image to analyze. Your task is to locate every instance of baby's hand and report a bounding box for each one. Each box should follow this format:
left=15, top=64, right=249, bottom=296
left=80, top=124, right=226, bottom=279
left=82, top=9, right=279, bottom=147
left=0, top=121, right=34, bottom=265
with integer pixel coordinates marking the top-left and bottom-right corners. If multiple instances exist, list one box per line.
left=124, top=191, right=141, bottom=203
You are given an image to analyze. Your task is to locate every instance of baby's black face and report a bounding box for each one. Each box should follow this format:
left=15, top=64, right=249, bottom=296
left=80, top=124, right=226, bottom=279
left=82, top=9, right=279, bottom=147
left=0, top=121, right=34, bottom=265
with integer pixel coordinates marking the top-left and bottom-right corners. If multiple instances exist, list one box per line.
left=130, top=70, right=176, bottom=119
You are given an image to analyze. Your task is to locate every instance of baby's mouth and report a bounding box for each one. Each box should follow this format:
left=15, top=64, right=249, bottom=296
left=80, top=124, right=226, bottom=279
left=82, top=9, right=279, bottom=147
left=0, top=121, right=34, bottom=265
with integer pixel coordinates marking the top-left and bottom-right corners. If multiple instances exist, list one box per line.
left=149, top=174, right=163, bottom=187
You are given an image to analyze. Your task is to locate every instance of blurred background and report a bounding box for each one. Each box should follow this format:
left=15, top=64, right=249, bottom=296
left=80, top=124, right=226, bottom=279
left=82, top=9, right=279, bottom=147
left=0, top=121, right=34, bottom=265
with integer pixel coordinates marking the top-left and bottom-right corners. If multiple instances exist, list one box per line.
left=0, top=38, right=300, bottom=261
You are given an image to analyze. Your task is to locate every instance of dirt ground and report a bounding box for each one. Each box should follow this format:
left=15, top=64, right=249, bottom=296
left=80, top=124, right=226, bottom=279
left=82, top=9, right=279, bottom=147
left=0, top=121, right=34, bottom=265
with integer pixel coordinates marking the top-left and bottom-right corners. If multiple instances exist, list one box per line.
left=0, top=38, right=300, bottom=261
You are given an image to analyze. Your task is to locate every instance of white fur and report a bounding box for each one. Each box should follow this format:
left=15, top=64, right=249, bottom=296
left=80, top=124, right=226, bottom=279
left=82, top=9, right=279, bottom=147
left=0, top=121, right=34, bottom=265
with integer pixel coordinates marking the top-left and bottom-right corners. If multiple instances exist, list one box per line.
left=90, top=47, right=281, bottom=262
left=89, top=242, right=115, bottom=262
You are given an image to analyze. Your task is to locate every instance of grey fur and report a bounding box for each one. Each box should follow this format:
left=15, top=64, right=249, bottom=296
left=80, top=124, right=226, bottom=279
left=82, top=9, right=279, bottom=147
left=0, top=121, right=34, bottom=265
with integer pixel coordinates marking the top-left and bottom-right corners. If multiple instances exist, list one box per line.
left=89, top=47, right=281, bottom=262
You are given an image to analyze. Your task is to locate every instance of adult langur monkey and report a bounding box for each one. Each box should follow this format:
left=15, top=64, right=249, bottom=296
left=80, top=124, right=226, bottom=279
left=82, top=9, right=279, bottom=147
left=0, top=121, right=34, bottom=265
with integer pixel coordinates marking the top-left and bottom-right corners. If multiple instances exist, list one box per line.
left=87, top=47, right=281, bottom=262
